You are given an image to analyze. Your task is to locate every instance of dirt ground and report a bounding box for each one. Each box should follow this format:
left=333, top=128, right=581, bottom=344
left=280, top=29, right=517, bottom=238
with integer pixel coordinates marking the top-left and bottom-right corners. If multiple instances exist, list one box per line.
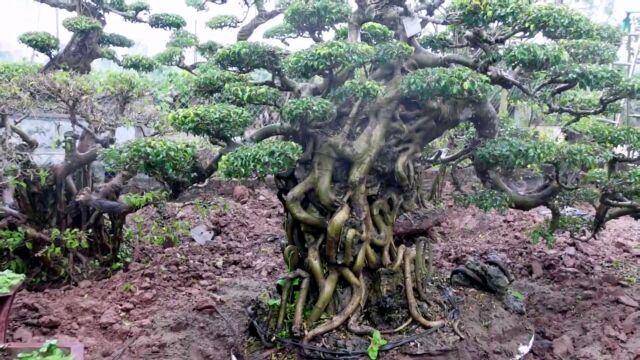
left=6, top=184, right=640, bottom=359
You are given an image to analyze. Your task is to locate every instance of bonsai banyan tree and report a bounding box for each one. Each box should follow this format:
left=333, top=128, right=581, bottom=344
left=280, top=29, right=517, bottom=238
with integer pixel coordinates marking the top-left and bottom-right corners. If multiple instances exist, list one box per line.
left=20, top=0, right=640, bottom=344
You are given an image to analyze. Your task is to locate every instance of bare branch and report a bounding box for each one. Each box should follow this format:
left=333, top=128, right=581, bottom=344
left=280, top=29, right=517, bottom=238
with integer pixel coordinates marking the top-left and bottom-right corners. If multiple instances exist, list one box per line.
left=548, top=96, right=623, bottom=119
left=237, top=9, right=283, bottom=41
left=489, top=171, right=561, bottom=211
left=605, top=207, right=640, bottom=222
left=248, top=124, right=296, bottom=143
left=427, top=139, right=480, bottom=165
left=34, top=0, right=76, bottom=12
left=103, top=5, right=147, bottom=23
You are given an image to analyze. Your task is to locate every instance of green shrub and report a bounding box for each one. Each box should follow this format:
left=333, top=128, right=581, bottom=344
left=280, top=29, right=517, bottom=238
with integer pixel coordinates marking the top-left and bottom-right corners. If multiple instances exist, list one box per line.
left=402, top=67, right=493, bottom=100
left=16, top=340, right=71, bottom=360
left=167, top=30, right=198, bottom=48
left=284, top=41, right=374, bottom=79
left=285, top=0, right=350, bottom=33
left=102, top=138, right=199, bottom=184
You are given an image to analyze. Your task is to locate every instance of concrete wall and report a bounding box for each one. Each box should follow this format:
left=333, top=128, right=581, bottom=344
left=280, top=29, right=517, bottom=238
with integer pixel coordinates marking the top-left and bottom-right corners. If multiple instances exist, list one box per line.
left=10, top=113, right=137, bottom=166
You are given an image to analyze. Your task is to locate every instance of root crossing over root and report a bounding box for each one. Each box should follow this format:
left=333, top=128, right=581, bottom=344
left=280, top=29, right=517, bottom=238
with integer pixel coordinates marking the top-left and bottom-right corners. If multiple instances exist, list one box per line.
left=304, top=271, right=364, bottom=342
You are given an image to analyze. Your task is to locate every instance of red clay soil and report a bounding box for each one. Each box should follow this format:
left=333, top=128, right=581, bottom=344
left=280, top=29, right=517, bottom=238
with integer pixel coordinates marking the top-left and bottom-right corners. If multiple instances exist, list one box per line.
left=433, top=204, right=640, bottom=360
left=6, top=186, right=640, bottom=359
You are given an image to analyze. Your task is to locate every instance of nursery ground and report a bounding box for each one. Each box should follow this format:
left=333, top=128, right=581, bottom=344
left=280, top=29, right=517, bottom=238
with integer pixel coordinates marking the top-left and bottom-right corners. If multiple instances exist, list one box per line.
left=6, top=183, right=640, bottom=359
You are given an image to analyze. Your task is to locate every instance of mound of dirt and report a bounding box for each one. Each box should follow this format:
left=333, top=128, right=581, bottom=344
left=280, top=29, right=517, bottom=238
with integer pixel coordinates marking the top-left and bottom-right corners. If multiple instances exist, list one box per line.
left=8, top=186, right=285, bottom=359
left=433, top=204, right=640, bottom=360
left=6, top=186, right=639, bottom=359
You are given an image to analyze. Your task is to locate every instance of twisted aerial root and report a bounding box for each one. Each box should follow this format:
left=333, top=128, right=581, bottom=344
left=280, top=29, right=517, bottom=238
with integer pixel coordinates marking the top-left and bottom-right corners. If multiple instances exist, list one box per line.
left=338, top=266, right=361, bottom=288
left=314, top=146, right=339, bottom=209
left=415, top=237, right=434, bottom=304
left=404, top=249, right=445, bottom=329
left=275, top=269, right=312, bottom=337
left=382, top=242, right=392, bottom=267
left=452, top=319, right=465, bottom=339
left=277, top=279, right=292, bottom=330
left=380, top=318, right=413, bottom=335
left=343, top=228, right=358, bottom=267
left=372, top=200, right=393, bottom=248
left=415, top=238, right=428, bottom=301
left=327, top=203, right=350, bottom=262
left=307, top=269, right=339, bottom=324
left=395, top=145, right=419, bottom=189
left=353, top=245, right=367, bottom=274
left=306, top=234, right=326, bottom=289
left=293, top=277, right=310, bottom=336
left=347, top=271, right=374, bottom=335
left=304, top=273, right=364, bottom=342
left=347, top=307, right=376, bottom=335
left=285, top=176, right=326, bottom=228
left=389, top=244, right=406, bottom=271
left=365, top=243, right=380, bottom=269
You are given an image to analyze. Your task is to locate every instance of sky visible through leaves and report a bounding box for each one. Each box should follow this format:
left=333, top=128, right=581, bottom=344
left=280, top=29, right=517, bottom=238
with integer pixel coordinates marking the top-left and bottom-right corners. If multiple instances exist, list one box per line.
left=0, top=0, right=636, bottom=64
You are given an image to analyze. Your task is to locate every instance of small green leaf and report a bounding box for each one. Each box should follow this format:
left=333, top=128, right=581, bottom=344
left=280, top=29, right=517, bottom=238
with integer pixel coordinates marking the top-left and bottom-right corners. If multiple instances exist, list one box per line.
left=510, top=290, right=525, bottom=301
left=367, top=330, right=387, bottom=359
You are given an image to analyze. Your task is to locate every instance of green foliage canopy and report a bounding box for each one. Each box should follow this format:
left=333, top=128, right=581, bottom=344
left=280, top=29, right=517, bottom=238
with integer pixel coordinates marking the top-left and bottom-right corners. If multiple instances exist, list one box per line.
left=149, top=13, right=187, bottom=30
left=167, top=30, right=198, bottom=49
left=102, top=138, right=199, bottom=185
left=284, top=0, right=350, bottom=34
left=62, top=16, right=103, bottom=33
left=121, top=54, right=158, bottom=72
left=215, top=42, right=284, bottom=73
left=99, top=33, right=135, bottom=48
left=284, top=41, right=374, bottom=78
left=219, top=141, right=302, bottom=179
left=402, top=68, right=493, bottom=100
left=206, top=15, right=241, bottom=29
left=281, top=97, right=336, bottom=126
left=18, top=32, right=59, bottom=57
left=169, top=104, right=252, bottom=141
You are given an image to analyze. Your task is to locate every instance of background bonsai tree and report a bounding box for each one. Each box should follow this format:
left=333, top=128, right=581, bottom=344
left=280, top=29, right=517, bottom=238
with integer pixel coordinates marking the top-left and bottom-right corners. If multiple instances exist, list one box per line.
left=20, top=0, right=285, bottom=74
left=0, top=65, right=168, bottom=282
left=19, top=0, right=187, bottom=73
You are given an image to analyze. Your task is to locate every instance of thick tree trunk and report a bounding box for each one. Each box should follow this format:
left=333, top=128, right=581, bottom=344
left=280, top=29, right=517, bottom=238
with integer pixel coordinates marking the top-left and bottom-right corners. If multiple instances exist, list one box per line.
left=261, top=93, right=502, bottom=342
left=43, top=31, right=103, bottom=74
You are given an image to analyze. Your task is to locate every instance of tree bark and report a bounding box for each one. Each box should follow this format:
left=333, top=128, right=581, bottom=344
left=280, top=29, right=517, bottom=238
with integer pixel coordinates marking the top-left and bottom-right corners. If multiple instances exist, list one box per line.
left=43, top=31, right=103, bottom=74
